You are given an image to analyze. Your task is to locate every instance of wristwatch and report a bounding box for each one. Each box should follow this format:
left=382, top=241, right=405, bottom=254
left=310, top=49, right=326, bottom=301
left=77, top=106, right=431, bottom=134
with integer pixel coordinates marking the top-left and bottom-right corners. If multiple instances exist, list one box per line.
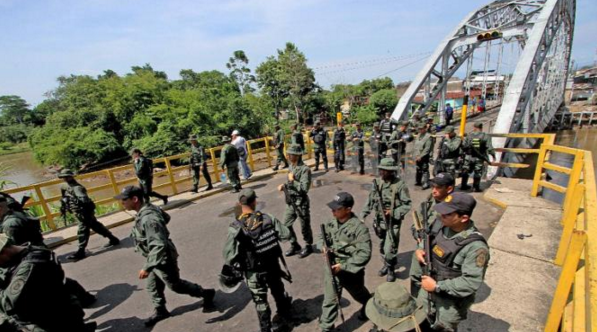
left=434, top=284, right=441, bottom=293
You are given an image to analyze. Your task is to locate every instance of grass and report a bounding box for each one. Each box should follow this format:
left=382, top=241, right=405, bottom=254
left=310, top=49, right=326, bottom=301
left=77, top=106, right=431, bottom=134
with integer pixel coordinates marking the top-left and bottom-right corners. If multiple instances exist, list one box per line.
left=0, top=142, right=31, bottom=157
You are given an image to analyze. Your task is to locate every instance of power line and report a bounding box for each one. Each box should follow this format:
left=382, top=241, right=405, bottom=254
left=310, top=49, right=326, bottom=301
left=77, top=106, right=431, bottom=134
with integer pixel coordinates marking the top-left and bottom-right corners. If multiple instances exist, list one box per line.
left=313, top=52, right=433, bottom=75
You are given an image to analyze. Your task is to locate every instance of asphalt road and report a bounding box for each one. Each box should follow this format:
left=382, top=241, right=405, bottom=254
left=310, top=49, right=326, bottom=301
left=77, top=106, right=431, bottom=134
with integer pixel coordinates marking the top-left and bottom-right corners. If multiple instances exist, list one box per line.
left=54, top=157, right=503, bottom=332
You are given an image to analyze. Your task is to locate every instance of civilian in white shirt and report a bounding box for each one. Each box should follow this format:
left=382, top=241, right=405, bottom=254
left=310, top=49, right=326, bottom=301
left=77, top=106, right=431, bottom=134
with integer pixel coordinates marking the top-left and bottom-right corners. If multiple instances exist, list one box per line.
left=231, top=130, right=252, bottom=180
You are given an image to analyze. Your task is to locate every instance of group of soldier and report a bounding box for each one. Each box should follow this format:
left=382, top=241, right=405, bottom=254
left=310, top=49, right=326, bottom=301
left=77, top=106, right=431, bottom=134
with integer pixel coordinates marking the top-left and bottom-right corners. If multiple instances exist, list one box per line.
left=0, top=112, right=495, bottom=332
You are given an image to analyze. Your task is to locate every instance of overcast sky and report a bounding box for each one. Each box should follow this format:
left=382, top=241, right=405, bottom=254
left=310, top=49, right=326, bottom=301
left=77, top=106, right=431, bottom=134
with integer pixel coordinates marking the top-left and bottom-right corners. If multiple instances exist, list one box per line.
left=1, top=0, right=595, bottom=105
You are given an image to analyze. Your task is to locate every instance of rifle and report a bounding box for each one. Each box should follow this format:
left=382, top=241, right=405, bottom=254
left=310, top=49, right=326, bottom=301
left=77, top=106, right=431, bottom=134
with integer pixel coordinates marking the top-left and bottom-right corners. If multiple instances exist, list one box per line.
left=372, top=180, right=396, bottom=246
left=420, top=200, right=434, bottom=318
left=320, top=224, right=345, bottom=323
left=282, top=183, right=307, bottom=222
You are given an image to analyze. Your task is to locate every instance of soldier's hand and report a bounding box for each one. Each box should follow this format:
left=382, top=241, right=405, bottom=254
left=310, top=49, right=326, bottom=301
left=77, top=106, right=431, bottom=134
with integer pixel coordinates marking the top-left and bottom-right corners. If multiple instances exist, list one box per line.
left=139, top=270, right=150, bottom=279
left=415, top=249, right=427, bottom=264
left=288, top=173, right=295, bottom=182
left=421, top=275, right=437, bottom=292
left=331, top=263, right=342, bottom=275
left=278, top=184, right=284, bottom=192
left=383, top=209, right=391, bottom=217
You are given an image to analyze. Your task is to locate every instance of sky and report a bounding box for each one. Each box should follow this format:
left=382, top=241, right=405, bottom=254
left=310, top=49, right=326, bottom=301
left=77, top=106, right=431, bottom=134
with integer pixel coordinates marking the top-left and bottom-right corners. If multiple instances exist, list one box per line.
left=0, top=0, right=595, bottom=106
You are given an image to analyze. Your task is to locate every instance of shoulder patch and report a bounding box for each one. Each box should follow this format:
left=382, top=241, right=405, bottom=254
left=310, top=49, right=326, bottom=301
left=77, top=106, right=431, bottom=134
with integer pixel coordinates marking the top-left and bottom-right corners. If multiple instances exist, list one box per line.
left=475, top=248, right=489, bottom=267
left=10, top=278, right=25, bottom=296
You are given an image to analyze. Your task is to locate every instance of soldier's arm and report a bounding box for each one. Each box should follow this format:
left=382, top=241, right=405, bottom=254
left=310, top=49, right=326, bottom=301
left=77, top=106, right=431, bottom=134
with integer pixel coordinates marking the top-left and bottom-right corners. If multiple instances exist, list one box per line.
left=289, top=167, right=311, bottom=195
left=218, top=147, right=227, bottom=169
left=73, top=186, right=92, bottom=204
left=0, top=263, right=35, bottom=314
left=436, top=242, right=489, bottom=297
left=222, top=226, right=241, bottom=265
left=422, top=137, right=433, bottom=156
left=486, top=135, right=496, bottom=158
left=272, top=216, right=291, bottom=242
left=341, top=225, right=372, bottom=273
left=446, top=138, right=462, bottom=152
left=142, top=218, right=170, bottom=272
left=392, top=184, right=412, bottom=220
left=361, top=188, right=375, bottom=218
left=2, top=219, right=25, bottom=246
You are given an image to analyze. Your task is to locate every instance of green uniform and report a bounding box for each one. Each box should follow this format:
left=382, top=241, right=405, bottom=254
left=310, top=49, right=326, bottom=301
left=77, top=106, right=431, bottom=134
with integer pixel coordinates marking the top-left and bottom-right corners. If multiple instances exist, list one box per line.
left=283, top=162, right=313, bottom=247
left=317, top=213, right=372, bottom=331
left=461, top=132, right=496, bottom=191
left=0, top=211, right=43, bottom=247
left=291, top=129, right=305, bottom=152
left=409, top=194, right=439, bottom=296
left=437, top=136, right=462, bottom=177
left=414, top=222, right=489, bottom=331
left=362, top=177, right=411, bottom=268
left=273, top=129, right=289, bottom=169
left=389, top=128, right=409, bottom=168
left=223, top=212, right=292, bottom=331
left=0, top=245, right=94, bottom=332
left=310, top=128, right=329, bottom=170
left=414, top=132, right=433, bottom=187
left=131, top=203, right=208, bottom=310
left=190, top=144, right=212, bottom=192
left=61, top=181, right=116, bottom=251
left=134, top=156, right=168, bottom=203
left=219, top=143, right=241, bottom=191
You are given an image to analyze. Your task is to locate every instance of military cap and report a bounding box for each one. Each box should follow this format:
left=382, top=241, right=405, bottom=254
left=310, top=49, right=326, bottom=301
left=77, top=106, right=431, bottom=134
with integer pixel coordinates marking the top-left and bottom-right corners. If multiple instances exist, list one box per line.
left=0, top=234, right=11, bottom=252
left=474, top=122, right=483, bottom=129
left=327, top=192, right=355, bottom=210
left=429, top=172, right=455, bottom=187
left=365, top=282, right=426, bottom=331
left=221, top=136, right=232, bottom=143
left=57, top=169, right=75, bottom=178
left=435, top=192, right=477, bottom=216
left=378, top=158, right=399, bottom=171
left=188, top=134, right=198, bottom=141
left=286, top=144, right=303, bottom=155
left=444, top=125, right=455, bottom=134
left=114, top=185, right=144, bottom=200
left=238, top=189, right=257, bottom=205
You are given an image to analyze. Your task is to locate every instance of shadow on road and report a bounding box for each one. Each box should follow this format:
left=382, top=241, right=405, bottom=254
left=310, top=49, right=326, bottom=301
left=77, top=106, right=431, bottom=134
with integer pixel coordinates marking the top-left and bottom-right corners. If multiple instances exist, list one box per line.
left=290, top=294, right=352, bottom=328
left=58, top=237, right=135, bottom=264
left=205, top=288, right=252, bottom=323
left=97, top=315, right=149, bottom=332
left=396, top=250, right=415, bottom=280
left=87, top=283, right=141, bottom=321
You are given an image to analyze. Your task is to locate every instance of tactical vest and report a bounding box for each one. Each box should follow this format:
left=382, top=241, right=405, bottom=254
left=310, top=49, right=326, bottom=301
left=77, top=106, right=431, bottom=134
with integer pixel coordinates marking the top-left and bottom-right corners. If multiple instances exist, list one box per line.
left=468, top=132, right=487, bottom=157
left=352, top=131, right=365, bottom=149
left=234, top=212, right=281, bottom=271
left=312, top=129, right=325, bottom=145
left=190, top=146, right=204, bottom=166
left=380, top=119, right=393, bottom=134
left=131, top=205, right=174, bottom=257
left=62, top=184, right=95, bottom=213
left=333, top=129, right=345, bottom=143
left=430, top=225, right=487, bottom=281
left=224, top=145, right=240, bottom=163
left=440, top=137, right=461, bottom=159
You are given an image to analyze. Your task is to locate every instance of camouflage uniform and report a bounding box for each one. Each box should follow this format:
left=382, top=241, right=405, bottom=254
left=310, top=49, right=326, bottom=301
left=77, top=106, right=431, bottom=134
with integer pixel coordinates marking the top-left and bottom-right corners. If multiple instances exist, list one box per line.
left=436, top=128, right=462, bottom=178
left=219, top=139, right=242, bottom=192
left=332, top=126, right=346, bottom=171
left=310, top=125, right=329, bottom=171
left=414, top=127, right=433, bottom=189
left=461, top=126, right=495, bottom=192
left=134, top=155, right=168, bottom=204
left=273, top=128, right=289, bottom=170
left=351, top=128, right=366, bottom=175
left=371, top=126, right=386, bottom=163
left=189, top=136, right=213, bottom=192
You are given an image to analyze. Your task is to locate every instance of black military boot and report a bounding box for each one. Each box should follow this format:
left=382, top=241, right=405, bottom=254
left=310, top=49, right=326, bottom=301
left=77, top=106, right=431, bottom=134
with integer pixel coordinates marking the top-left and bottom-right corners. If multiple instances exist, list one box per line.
left=357, top=305, right=368, bottom=321
left=473, top=177, right=482, bottom=192
left=103, top=236, right=120, bottom=248
left=415, top=172, right=422, bottom=186
left=202, top=288, right=216, bottom=312
left=298, top=245, right=313, bottom=259
left=421, top=174, right=430, bottom=190
left=162, top=195, right=169, bottom=205
left=257, top=310, right=273, bottom=332
left=386, top=266, right=396, bottom=282
left=460, top=174, right=471, bottom=190
left=283, top=163, right=289, bottom=169
left=67, top=249, right=86, bottom=261
left=191, top=186, right=199, bottom=193
left=378, top=265, right=388, bottom=277
left=285, top=243, right=302, bottom=257
left=205, top=183, right=214, bottom=191
left=144, top=307, right=171, bottom=327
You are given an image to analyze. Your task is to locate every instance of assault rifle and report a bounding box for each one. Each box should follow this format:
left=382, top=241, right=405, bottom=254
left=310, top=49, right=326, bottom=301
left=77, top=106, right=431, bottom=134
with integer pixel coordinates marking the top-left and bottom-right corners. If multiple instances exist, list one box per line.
left=373, top=179, right=395, bottom=245
left=320, top=224, right=345, bottom=323
left=282, top=183, right=307, bottom=223
left=418, top=200, right=434, bottom=318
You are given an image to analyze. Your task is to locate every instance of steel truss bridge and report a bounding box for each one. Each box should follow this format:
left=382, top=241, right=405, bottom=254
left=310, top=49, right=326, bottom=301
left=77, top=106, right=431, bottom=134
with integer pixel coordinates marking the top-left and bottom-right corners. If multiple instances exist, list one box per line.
left=391, top=0, right=576, bottom=177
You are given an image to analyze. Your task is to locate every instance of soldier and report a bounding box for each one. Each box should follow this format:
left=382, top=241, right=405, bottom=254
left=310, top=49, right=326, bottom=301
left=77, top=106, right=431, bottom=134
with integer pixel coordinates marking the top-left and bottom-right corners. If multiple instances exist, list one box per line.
left=220, top=136, right=243, bottom=193
left=372, top=122, right=386, bottom=163
left=435, top=126, right=462, bottom=178
left=310, top=121, right=329, bottom=172
left=0, top=195, right=98, bottom=308
left=414, top=124, right=433, bottom=189
left=388, top=121, right=412, bottom=171
left=58, top=169, right=120, bottom=260
left=461, top=122, right=496, bottom=192
left=413, top=192, right=489, bottom=331
left=0, top=234, right=98, bottom=332
left=278, top=144, right=313, bottom=259
left=222, top=189, right=293, bottom=332
left=273, top=124, right=289, bottom=171
left=409, top=173, right=455, bottom=296
left=362, top=158, right=412, bottom=282
left=332, top=121, right=346, bottom=172
left=318, top=192, right=372, bottom=332
left=189, top=134, right=214, bottom=193
left=291, top=123, right=305, bottom=164
left=379, top=112, right=395, bottom=155
left=409, top=114, right=422, bottom=134
left=115, top=185, right=216, bottom=327
left=365, top=282, right=428, bottom=332
left=351, top=122, right=366, bottom=175
left=131, top=148, right=169, bottom=205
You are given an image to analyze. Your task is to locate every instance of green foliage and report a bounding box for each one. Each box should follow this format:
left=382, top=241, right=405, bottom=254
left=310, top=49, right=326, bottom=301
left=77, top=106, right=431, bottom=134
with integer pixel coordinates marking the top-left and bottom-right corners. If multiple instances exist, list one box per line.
left=226, top=50, right=256, bottom=96
left=369, top=89, right=398, bottom=116
left=354, top=105, right=378, bottom=127
left=0, top=162, right=16, bottom=190
left=0, top=95, right=31, bottom=125
left=0, top=124, right=31, bottom=144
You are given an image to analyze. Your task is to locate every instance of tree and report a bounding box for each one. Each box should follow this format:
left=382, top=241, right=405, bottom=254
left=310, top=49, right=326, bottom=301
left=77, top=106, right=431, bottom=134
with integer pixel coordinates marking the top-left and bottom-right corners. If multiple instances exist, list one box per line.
left=256, top=56, right=287, bottom=120
left=277, top=43, right=316, bottom=123
left=226, top=50, right=256, bottom=96
left=369, top=88, right=398, bottom=116
left=0, top=95, right=31, bottom=125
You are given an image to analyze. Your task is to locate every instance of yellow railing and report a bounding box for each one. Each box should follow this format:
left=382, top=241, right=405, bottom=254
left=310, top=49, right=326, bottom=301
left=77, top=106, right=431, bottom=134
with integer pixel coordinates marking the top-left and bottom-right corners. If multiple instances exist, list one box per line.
left=1, top=133, right=316, bottom=232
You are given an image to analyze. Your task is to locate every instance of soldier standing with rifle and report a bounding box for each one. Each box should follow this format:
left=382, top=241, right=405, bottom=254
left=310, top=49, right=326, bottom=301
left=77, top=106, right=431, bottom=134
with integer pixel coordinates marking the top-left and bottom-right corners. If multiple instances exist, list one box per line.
left=222, top=189, right=294, bottom=332
left=116, top=185, right=216, bottom=327
left=412, top=192, right=489, bottom=331
left=414, top=124, right=433, bottom=189
left=290, top=124, right=305, bottom=164
left=351, top=122, right=366, bottom=175
left=435, top=126, right=462, bottom=178
left=189, top=134, right=214, bottom=193
left=388, top=121, right=412, bottom=171
left=372, top=123, right=385, bottom=163
left=310, top=121, right=329, bottom=172
left=58, top=169, right=120, bottom=260
left=131, top=148, right=169, bottom=205
left=278, top=144, right=313, bottom=259
left=362, top=158, right=412, bottom=282
left=333, top=121, right=346, bottom=172
left=379, top=112, right=395, bottom=158
left=220, top=136, right=242, bottom=193
left=318, top=192, right=372, bottom=332
left=273, top=124, right=289, bottom=171
left=461, top=122, right=496, bottom=192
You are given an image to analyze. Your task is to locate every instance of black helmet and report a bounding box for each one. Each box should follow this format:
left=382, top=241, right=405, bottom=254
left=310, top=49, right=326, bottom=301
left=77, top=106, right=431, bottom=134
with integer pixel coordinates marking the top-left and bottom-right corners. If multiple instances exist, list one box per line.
left=218, top=264, right=243, bottom=293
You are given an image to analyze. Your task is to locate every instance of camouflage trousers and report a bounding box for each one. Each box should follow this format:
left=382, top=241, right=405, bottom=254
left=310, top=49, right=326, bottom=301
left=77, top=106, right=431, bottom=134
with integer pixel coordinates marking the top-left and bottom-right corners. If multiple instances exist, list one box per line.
left=416, top=280, right=475, bottom=332
left=314, top=147, right=328, bottom=170
left=462, top=157, right=485, bottom=178
left=245, top=269, right=291, bottom=319
left=441, top=159, right=459, bottom=178
left=275, top=147, right=288, bottom=168
left=191, top=163, right=212, bottom=190
left=319, top=269, right=371, bottom=331
left=283, top=200, right=313, bottom=246
left=74, top=211, right=114, bottom=250
left=225, top=163, right=241, bottom=190
left=374, top=217, right=401, bottom=265
left=147, top=259, right=206, bottom=309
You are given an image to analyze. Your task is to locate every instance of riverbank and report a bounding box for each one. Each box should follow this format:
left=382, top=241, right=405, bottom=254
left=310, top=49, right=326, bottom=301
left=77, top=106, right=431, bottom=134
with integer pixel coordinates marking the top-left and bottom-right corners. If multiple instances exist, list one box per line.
left=0, top=142, right=30, bottom=157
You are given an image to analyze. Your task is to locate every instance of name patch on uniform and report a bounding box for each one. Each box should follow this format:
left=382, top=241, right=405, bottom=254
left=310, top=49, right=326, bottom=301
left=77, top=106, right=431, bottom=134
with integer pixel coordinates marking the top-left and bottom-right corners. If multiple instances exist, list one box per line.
left=432, top=245, right=445, bottom=258
left=476, top=248, right=489, bottom=267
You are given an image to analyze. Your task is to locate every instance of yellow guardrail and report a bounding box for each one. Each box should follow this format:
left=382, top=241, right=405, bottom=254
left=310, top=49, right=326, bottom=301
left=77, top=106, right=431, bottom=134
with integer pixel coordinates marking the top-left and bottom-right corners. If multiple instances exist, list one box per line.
left=488, top=132, right=595, bottom=331
left=1, top=132, right=321, bottom=232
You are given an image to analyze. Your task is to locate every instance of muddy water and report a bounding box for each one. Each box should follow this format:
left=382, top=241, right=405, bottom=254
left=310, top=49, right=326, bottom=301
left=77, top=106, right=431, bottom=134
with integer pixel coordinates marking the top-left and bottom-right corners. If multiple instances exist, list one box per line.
left=0, top=151, right=49, bottom=187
